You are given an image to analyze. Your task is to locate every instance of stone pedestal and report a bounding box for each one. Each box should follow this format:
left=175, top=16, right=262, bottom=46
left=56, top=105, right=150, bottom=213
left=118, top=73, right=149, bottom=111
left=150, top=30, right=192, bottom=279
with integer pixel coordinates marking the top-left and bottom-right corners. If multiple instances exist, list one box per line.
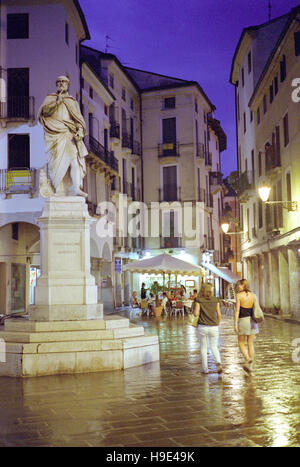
left=0, top=196, right=160, bottom=377
left=29, top=196, right=103, bottom=321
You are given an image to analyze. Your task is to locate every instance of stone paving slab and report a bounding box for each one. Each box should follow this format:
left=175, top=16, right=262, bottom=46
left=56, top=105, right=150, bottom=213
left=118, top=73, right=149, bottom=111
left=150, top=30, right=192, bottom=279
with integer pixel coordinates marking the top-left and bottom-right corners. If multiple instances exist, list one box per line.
left=0, top=310, right=299, bottom=447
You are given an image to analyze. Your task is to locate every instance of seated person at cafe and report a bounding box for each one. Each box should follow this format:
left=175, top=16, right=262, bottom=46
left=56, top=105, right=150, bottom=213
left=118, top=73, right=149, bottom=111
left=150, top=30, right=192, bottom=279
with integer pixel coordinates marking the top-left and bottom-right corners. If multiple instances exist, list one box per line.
left=179, top=285, right=189, bottom=299
left=131, top=291, right=140, bottom=308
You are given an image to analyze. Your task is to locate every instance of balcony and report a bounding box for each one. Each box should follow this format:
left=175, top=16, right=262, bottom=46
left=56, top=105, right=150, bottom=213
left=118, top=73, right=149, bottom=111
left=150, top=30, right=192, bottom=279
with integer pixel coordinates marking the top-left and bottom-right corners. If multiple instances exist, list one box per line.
left=86, top=135, right=118, bottom=173
left=0, top=96, right=35, bottom=121
left=209, top=171, right=223, bottom=193
left=160, top=235, right=182, bottom=249
left=237, top=170, right=254, bottom=202
left=205, top=192, right=213, bottom=209
left=159, top=184, right=181, bottom=202
left=122, top=132, right=132, bottom=151
left=205, top=151, right=212, bottom=167
left=196, top=143, right=205, bottom=159
left=0, top=167, right=38, bottom=197
left=158, top=142, right=179, bottom=158
left=110, top=121, right=120, bottom=140
left=265, top=143, right=281, bottom=175
left=132, top=140, right=141, bottom=156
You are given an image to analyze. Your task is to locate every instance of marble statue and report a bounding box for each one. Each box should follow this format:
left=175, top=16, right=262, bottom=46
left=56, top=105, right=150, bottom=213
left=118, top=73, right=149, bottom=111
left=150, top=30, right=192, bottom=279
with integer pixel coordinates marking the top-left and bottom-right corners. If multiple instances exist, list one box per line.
left=39, top=75, right=88, bottom=197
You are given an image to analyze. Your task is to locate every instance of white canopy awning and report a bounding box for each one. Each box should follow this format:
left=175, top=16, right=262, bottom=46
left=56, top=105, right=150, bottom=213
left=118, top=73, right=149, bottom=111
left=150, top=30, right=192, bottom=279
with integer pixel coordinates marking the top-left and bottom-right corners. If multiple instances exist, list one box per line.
left=124, top=253, right=204, bottom=276
left=201, top=262, right=240, bottom=284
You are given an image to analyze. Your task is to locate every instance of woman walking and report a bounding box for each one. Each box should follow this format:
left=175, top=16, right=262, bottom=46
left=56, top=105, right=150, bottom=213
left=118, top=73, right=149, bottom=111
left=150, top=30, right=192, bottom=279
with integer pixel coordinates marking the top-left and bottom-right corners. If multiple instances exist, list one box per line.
left=193, top=283, right=222, bottom=374
left=234, top=279, right=259, bottom=374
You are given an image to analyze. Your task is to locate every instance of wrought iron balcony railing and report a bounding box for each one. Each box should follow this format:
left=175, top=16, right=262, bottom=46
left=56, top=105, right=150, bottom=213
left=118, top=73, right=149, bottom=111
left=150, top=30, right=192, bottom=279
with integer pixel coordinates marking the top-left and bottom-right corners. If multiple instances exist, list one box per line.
left=0, top=96, right=35, bottom=120
left=110, top=121, right=120, bottom=139
left=158, top=142, right=179, bottom=157
left=265, top=143, right=281, bottom=173
left=0, top=167, right=38, bottom=195
left=87, top=135, right=118, bottom=172
left=196, top=142, right=205, bottom=159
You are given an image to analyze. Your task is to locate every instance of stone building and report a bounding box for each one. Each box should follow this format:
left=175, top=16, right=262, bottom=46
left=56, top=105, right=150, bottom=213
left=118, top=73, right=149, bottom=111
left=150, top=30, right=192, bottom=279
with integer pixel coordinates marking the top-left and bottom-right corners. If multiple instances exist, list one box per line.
left=0, top=0, right=228, bottom=316
left=230, top=7, right=300, bottom=318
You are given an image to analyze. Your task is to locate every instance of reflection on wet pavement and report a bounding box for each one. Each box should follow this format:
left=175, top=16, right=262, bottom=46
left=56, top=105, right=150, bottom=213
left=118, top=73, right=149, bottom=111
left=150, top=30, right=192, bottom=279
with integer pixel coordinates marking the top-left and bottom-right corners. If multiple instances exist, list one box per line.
left=0, top=310, right=299, bottom=447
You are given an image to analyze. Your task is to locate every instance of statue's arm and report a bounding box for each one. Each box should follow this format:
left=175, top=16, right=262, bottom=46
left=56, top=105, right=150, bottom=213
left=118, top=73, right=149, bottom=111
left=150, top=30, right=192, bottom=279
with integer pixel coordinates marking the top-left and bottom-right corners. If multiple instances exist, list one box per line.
left=40, top=95, right=62, bottom=118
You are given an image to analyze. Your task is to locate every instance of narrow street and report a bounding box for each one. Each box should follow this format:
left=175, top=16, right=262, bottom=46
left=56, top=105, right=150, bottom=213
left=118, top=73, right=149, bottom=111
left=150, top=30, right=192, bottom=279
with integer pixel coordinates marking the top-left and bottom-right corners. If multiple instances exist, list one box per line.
left=0, top=311, right=299, bottom=447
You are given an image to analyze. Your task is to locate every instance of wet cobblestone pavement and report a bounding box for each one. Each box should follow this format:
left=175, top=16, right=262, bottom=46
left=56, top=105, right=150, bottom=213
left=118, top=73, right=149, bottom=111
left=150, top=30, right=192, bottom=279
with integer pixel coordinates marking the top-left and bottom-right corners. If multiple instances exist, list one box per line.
left=0, top=311, right=299, bottom=447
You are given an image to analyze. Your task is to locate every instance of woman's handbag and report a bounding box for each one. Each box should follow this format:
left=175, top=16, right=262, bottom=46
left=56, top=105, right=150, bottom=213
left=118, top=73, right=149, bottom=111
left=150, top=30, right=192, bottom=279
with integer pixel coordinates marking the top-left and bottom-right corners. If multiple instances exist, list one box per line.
left=253, top=294, right=264, bottom=323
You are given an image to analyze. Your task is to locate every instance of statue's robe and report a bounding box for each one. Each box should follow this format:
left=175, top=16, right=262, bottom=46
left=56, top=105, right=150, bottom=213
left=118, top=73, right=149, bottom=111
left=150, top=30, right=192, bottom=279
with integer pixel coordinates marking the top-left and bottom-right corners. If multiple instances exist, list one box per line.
left=39, top=93, right=88, bottom=190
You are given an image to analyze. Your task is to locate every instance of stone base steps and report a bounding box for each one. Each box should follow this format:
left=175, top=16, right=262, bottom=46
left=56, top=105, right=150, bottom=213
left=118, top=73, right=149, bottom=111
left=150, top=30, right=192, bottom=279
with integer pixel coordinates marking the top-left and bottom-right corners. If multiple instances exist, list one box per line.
left=0, top=316, right=160, bottom=377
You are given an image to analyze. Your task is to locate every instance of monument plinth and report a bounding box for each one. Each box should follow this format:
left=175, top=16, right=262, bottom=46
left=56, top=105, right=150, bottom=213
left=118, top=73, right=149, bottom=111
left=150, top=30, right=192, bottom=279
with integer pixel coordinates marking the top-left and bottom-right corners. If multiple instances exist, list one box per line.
left=0, top=75, right=160, bottom=377
left=29, top=196, right=103, bottom=321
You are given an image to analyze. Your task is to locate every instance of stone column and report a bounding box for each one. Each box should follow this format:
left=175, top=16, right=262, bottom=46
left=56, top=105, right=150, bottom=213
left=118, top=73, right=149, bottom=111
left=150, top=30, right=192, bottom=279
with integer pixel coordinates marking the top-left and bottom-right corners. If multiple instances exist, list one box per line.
left=288, top=247, right=300, bottom=320
left=252, top=255, right=259, bottom=297
left=29, top=196, right=103, bottom=321
left=278, top=247, right=290, bottom=315
left=270, top=249, right=280, bottom=310
left=263, top=252, right=272, bottom=311
left=246, top=257, right=253, bottom=290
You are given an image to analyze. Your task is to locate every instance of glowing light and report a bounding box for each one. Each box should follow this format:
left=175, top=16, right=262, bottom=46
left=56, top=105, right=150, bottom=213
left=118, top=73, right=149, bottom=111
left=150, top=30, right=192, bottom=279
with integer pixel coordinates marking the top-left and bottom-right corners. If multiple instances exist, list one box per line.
left=258, top=185, right=271, bottom=202
left=221, top=222, right=230, bottom=234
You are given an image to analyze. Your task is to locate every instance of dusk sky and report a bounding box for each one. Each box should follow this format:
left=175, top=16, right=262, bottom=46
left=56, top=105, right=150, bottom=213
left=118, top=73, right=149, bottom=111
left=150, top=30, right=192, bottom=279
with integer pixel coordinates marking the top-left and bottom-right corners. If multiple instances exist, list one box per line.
left=80, top=0, right=300, bottom=176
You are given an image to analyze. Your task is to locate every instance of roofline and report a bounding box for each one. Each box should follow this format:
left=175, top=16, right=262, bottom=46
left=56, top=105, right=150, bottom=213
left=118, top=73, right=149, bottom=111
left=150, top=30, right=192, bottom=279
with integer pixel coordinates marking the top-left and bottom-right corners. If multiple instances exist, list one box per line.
left=73, top=0, right=90, bottom=41
left=229, top=11, right=291, bottom=85
left=248, top=7, right=300, bottom=107
left=125, top=65, right=190, bottom=84
left=139, top=80, right=216, bottom=111
left=80, top=45, right=140, bottom=92
left=80, top=60, right=115, bottom=101
left=207, top=116, right=227, bottom=152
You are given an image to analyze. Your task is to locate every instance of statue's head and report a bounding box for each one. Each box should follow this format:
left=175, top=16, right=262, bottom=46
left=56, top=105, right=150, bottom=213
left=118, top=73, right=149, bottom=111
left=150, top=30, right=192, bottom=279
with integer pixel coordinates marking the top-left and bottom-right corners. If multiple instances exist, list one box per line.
left=56, top=75, right=70, bottom=93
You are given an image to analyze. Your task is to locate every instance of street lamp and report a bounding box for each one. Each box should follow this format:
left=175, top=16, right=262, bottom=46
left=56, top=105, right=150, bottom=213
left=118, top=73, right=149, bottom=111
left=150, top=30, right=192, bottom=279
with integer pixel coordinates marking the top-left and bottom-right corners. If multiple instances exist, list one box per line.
left=258, top=183, right=298, bottom=211
left=221, top=221, right=245, bottom=235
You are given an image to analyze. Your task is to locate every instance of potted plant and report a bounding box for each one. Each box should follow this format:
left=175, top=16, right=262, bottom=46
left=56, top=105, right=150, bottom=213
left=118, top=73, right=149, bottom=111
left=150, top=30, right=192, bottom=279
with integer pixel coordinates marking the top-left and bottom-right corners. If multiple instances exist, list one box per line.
left=150, top=281, right=166, bottom=318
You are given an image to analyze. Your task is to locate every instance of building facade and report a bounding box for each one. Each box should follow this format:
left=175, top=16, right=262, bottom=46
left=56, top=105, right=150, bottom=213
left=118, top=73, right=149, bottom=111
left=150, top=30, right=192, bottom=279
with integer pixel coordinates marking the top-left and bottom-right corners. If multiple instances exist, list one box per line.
left=0, top=0, right=228, bottom=316
left=230, top=7, right=300, bottom=318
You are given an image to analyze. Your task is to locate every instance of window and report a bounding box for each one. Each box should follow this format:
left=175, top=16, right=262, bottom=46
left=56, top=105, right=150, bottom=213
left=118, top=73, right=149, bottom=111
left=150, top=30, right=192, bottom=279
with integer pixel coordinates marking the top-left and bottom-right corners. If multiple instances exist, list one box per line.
left=12, top=223, right=19, bottom=241
left=263, top=95, right=267, bottom=114
left=65, top=22, right=69, bottom=45
left=250, top=110, right=253, bottom=122
left=294, top=31, right=300, bottom=56
left=237, top=94, right=240, bottom=121
left=286, top=172, right=292, bottom=203
left=195, top=99, right=198, bottom=113
left=89, top=87, right=93, bottom=99
left=241, top=67, right=244, bottom=87
left=104, top=105, right=108, bottom=116
left=122, top=87, right=126, bottom=101
left=280, top=55, right=286, bottom=82
left=130, top=98, right=134, bottom=110
left=258, top=151, right=262, bottom=177
left=7, top=13, right=29, bottom=39
left=258, top=199, right=263, bottom=228
left=8, top=134, right=30, bottom=169
left=109, top=74, right=114, bottom=89
left=269, top=83, right=274, bottom=103
left=163, top=97, right=175, bottom=109
left=248, top=51, right=252, bottom=73
left=274, top=75, right=278, bottom=95
left=283, top=113, right=289, bottom=146
left=257, top=107, right=260, bottom=125
left=243, top=112, right=246, bottom=133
